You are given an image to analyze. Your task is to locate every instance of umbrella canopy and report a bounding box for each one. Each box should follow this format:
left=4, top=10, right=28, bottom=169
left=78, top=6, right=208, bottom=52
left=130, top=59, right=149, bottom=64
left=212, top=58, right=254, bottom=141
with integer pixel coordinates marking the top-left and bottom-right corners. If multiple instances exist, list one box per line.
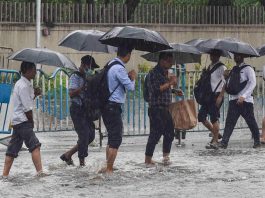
left=8, top=48, right=77, bottom=70
left=99, top=26, right=171, bottom=53
left=141, top=43, right=201, bottom=64
left=257, top=45, right=265, bottom=56
left=199, top=38, right=259, bottom=57
left=185, top=38, right=231, bottom=58
left=58, top=30, right=116, bottom=53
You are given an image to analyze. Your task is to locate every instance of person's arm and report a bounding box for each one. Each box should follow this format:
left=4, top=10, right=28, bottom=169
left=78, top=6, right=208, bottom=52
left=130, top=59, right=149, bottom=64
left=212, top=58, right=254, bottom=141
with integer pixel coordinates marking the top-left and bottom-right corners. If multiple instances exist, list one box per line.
left=237, top=67, right=256, bottom=104
left=69, top=74, right=83, bottom=98
left=19, top=86, right=34, bottom=124
left=116, top=66, right=135, bottom=91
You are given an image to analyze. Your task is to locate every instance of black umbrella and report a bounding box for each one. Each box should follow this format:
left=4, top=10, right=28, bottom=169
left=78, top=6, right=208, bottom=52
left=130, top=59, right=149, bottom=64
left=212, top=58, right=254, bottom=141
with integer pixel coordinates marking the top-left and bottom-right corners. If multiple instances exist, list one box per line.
left=142, top=43, right=201, bottom=64
left=200, top=38, right=259, bottom=57
left=185, top=38, right=231, bottom=58
left=8, top=48, right=78, bottom=70
left=257, top=45, right=265, bottom=56
left=58, top=30, right=116, bottom=53
left=99, top=26, right=171, bottom=53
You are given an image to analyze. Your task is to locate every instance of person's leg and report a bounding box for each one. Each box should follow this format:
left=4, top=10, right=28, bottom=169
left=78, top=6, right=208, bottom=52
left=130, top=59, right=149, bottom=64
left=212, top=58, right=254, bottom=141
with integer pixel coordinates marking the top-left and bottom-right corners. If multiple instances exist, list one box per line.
left=240, top=102, right=260, bottom=147
left=31, top=146, right=43, bottom=173
left=145, top=108, right=163, bottom=165
left=2, top=156, right=14, bottom=177
left=101, top=104, right=123, bottom=173
left=162, top=109, right=175, bottom=164
left=261, top=117, right=265, bottom=143
left=220, top=100, right=240, bottom=147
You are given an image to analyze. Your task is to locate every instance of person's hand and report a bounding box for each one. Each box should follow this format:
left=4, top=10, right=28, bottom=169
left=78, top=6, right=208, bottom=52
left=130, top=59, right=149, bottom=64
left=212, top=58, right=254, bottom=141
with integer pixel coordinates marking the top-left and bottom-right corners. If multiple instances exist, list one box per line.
left=237, top=96, right=245, bottom=105
left=169, top=76, right=177, bottom=86
left=172, top=88, right=183, bottom=96
left=216, top=96, right=223, bottom=108
left=34, top=87, right=42, bottom=97
left=128, top=70, right=136, bottom=81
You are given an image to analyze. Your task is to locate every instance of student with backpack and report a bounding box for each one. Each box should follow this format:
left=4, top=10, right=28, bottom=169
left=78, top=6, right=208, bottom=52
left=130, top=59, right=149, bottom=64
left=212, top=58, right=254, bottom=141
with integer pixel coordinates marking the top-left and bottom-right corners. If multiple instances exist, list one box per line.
left=218, top=53, right=260, bottom=149
left=196, top=50, right=226, bottom=149
left=99, top=45, right=136, bottom=174
left=60, top=55, right=99, bottom=166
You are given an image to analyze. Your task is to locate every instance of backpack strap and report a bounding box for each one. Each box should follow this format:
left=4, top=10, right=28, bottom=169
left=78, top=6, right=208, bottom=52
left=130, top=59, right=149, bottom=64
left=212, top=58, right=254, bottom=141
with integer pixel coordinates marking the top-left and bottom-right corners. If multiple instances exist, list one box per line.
left=239, top=64, right=251, bottom=71
left=208, top=62, right=224, bottom=75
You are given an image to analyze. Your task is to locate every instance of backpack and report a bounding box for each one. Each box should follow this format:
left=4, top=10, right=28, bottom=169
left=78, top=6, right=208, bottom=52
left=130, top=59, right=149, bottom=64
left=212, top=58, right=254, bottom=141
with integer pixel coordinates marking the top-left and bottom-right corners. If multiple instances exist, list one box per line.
left=143, top=72, right=150, bottom=102
left=194, top=62, right=224, bottom=105
left=73, top=60, right=123, bottom=121
left=225, top=64, right=250, bottom=95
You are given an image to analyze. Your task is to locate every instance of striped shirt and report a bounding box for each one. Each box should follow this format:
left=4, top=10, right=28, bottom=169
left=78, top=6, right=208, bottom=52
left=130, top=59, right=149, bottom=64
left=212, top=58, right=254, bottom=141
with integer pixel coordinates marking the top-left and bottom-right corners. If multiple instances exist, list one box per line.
left=148, top=65, right=172, bottom=106
left=12, top=76, right=34, bottom=125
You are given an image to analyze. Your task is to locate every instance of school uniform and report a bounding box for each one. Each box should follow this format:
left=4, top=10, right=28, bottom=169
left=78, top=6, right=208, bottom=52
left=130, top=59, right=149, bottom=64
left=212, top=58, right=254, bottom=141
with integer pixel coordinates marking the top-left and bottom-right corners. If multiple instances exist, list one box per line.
left=6, top=76, right=41, bottom=158
left=198, top=61, right=226, bottom=123
left=221, top=63, right=260, bottom=147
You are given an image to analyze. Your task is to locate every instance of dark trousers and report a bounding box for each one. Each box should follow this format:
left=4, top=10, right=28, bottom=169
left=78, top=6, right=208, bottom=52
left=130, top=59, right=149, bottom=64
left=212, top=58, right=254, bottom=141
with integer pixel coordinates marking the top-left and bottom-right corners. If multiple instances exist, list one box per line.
left=102, top=103, right=123, bottom=149
left=145, top=107, right=175, bottom=157
left=70, top=103, right=95, bottom=159
left=221, top=100, right=260, bottom=145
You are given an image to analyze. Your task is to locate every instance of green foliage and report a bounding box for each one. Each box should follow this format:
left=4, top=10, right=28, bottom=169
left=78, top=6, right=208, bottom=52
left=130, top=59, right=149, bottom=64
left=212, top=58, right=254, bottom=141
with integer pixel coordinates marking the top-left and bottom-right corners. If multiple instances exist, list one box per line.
left=137, top=62, right=152, bottom=73
left=233, top=0, right=260, bottom=6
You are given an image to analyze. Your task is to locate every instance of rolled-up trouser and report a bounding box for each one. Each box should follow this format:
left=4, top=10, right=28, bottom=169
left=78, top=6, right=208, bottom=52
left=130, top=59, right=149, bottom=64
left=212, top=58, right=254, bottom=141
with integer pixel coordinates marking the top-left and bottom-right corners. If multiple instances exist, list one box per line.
left=145, top=106, right=175, bottom=157
left=102, top=102, right=123, bottom=149
left=6, top=121, right=41, bottom=158
left=70, top=103, right=95, bottom=159
left=221, top=100, right=260, bottom=146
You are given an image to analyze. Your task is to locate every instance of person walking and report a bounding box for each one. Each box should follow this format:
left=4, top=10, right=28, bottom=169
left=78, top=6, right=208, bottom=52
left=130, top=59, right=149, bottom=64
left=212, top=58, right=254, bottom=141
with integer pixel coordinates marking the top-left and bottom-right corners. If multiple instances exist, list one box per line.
left=60, top=55, right=99, bottom=166
left=100, top=45, right=136, bottom=174
left=144, top=52, right=179, bottom=166
left=198, top=50, right=226, bottom=149
left=2, top=61, right=45, bottom=178
left=218, top=53, right=260, bottom=149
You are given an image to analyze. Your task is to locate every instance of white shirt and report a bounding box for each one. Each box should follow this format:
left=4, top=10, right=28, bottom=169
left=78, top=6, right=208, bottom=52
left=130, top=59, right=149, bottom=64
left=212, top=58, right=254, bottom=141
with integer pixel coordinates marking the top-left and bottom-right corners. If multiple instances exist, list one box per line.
left=209, top=61, right=227, bottom=93
left=12, top=76, right=34, bottom=125
left=229, top=63, right=256, bottom=104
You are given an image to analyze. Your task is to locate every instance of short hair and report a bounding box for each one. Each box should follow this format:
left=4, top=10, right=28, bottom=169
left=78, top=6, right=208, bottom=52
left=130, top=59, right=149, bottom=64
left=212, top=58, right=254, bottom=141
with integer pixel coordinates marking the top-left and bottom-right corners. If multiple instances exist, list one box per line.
left=117, top=45, right=133, bottom=57
left=159, top=52, right=173, bottom=61
left=209, top=49, right=222, bottom=56
left=20, top=61, right=36, bottom=75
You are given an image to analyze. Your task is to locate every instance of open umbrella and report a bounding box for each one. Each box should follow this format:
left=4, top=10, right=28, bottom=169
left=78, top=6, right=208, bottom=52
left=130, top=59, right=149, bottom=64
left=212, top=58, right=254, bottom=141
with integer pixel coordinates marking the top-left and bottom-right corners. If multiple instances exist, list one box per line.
left=257, top=45, right=265, bottom=56
left=185, top=38, right=231, bottom=58
left=58, top=30, right=116, bottom=53
left=8, top=48, right=77, bottom=70
left=99, top=26, right=171, bottom=53
left=142, top=43, right=201, bottom=64
left=199, top=38, right=259, bottom=57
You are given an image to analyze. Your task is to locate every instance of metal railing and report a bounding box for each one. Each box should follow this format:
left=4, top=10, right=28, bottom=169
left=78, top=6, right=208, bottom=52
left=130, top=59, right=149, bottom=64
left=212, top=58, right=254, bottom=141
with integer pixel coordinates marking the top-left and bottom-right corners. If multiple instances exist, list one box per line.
left=0, top=2, right=265, bottom=24
left=1, top=67, right=265, bottom=136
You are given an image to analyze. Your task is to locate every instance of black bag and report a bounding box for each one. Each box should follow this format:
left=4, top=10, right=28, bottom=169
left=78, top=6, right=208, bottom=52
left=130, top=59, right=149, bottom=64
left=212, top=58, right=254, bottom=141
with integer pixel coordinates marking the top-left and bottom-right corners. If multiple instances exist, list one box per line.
left=73, top=61, right=123, bottom=121
left=194, top=62, right=223, bottom=105
left=225, top=64, right=250, bottom=95
left=143, top=72, right=150, bottom=102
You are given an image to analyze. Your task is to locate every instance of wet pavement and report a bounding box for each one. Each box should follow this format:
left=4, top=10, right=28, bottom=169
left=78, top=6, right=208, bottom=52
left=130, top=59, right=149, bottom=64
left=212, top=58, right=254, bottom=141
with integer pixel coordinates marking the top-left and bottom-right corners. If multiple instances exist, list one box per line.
left=0, top=129, right=265, bottom=198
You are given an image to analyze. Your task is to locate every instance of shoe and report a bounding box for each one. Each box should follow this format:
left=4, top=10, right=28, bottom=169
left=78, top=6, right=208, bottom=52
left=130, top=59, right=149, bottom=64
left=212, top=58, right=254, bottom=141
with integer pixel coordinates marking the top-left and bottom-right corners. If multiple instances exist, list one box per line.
left=205, top=143, right=218, bottom=150
left=60, top=154, right=74, bottom=165
left=217, top=142, right=227, bottom=149
left=253, top=142, right=261, bottom=148
left=218, top=134, right=223, bottom=139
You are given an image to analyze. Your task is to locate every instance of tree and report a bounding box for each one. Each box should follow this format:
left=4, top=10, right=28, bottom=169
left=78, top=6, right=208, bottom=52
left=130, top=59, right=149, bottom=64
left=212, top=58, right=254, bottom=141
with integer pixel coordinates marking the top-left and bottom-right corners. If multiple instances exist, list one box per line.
left=125, top=0, right=140, bottom=21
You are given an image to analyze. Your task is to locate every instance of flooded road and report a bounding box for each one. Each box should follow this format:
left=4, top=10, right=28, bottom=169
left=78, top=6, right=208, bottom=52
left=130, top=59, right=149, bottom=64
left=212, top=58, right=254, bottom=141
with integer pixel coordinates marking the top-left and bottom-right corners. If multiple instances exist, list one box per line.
left=1, top=130, right=265, bottom=198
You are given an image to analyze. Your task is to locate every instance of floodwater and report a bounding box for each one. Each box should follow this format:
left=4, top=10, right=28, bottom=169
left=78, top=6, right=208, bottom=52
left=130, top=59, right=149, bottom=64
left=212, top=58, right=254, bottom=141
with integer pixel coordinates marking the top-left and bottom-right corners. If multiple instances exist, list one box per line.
left=0, top=130, right=265, bottom=198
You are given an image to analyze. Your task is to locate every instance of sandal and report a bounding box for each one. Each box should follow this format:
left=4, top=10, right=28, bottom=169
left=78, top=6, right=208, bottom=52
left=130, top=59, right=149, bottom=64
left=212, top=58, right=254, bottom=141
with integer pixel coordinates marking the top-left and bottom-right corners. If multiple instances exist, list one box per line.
left=60, top=154, right=74, bottom=165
